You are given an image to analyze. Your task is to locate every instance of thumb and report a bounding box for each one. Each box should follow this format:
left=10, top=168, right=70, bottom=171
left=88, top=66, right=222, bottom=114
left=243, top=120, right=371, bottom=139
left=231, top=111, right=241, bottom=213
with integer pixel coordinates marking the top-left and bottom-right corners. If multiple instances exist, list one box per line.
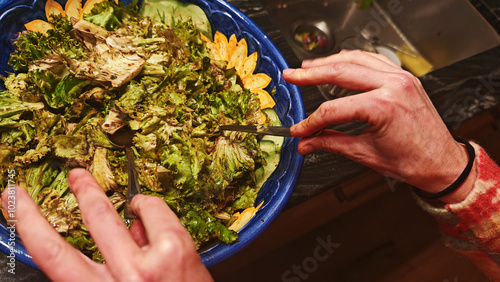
left=296, top=130, right=373, bottom=163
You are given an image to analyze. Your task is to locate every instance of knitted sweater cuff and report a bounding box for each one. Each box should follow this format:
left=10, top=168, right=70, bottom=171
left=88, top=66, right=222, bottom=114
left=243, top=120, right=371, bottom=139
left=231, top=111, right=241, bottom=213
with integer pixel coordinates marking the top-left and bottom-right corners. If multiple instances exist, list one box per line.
left=416, top=143, right=500, bottom=252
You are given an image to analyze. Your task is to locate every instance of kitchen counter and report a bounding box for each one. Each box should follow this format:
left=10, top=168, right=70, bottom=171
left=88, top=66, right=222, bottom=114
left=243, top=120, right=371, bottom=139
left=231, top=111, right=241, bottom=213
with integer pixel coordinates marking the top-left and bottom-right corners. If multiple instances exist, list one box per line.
left=3, top=0, right=500, bottom=280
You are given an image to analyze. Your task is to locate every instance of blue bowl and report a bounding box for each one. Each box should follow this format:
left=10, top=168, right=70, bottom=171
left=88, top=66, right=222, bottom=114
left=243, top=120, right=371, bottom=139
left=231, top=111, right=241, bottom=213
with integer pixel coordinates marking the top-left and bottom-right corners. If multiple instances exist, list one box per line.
left=0, top=0, right=305, bottom=269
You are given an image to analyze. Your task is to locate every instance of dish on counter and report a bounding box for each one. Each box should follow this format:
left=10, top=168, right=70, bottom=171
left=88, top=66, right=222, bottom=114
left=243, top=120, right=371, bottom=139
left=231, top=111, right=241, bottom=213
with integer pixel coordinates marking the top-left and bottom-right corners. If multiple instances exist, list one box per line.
left=0, top=0, right=305, bottom=268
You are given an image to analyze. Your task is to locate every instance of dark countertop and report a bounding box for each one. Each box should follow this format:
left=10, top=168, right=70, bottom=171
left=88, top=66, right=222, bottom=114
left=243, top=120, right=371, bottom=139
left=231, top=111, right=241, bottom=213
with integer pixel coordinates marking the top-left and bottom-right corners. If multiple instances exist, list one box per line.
left=3, top=0, right=500, bottom=280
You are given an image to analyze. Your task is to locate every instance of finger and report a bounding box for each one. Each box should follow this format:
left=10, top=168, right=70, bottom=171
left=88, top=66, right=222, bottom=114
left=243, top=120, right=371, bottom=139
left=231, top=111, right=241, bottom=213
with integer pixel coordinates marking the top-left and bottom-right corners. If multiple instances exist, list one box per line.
left=291, top=91, right=380, bottom=137
left=131, top=195, right=191, bottom=245
left=296, top=130, right=377, bottom=167
left=301, top=49, right=402, bottom=72
left=131, top=195, right=211, bottom=280
left=296, top=130, right=330, bottom=155
left=68, top=168, right=141, bottom=276
left=2, top=187, right=108, bottom=282
left=129, top=219, right=149, bottom=248
left=364, top=51, right=403, bottom=68
left=352, top=50, right=403, bottom=69
left=283, top=61, right=391, bottom=91
left=296, top=130, right=363, bottom=155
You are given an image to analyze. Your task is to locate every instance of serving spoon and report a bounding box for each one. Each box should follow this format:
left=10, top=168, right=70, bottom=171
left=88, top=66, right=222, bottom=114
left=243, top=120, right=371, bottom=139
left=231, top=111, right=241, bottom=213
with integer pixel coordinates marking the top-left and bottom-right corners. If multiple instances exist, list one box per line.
left=106, top=126, right=141, bottom=220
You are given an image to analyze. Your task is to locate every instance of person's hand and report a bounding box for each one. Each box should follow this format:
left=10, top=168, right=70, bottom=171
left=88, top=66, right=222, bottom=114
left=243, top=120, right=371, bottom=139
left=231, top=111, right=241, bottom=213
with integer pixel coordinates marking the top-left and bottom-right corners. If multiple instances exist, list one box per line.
left=283, top=50, right=476, bottom=203
left=1, top=168, right=213, bottom=282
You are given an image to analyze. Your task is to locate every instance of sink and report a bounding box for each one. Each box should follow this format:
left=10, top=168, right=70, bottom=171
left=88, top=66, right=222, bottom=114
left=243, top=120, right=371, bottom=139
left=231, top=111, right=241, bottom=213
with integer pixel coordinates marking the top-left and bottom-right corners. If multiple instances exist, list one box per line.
left=263, top=0, right=500, bottom=99
left=376, top=0, right=500, bottom=70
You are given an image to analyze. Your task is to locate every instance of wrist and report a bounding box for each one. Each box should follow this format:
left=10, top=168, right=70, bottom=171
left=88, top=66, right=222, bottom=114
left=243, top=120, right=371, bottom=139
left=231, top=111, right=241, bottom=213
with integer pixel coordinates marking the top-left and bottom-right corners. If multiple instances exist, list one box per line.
left=413, top=137, right=477, bottom=203
left=439, top=160, right=476, bottom=204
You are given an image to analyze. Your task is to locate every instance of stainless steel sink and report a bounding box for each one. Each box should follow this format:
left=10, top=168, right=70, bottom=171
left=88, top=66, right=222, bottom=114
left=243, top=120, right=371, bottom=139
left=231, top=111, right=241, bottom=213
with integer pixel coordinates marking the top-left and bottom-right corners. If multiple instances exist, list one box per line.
left=263, top=0, right=500, bottom=99
left=376, top=0, right=500, bottom=71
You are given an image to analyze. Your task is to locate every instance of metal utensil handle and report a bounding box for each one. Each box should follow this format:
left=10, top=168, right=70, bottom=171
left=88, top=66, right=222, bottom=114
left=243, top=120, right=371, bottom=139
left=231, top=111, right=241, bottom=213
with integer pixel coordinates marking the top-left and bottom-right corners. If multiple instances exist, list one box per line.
left=266, top=126, right=323, bottom=138
left=124, top=146, right=141, bottom=220
left=265, top=126, right=292, bottom=137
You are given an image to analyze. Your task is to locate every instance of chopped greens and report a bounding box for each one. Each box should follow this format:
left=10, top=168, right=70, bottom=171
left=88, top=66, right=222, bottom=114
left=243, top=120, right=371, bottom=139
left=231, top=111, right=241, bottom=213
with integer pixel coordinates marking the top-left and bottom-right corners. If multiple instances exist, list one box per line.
left=0, top=0, right=279, bottom=259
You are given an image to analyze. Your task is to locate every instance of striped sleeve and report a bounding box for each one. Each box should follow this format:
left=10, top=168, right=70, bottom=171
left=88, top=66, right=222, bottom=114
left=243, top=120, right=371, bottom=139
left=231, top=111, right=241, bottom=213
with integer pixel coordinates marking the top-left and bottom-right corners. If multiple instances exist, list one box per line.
left=416, top=143, right=500, bottom=280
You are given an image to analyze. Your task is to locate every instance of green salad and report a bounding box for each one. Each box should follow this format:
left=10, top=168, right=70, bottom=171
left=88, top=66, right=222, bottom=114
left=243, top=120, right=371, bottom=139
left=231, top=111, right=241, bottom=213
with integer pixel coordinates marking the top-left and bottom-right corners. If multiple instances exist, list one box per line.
left=0, top=0, right=282, bottom=261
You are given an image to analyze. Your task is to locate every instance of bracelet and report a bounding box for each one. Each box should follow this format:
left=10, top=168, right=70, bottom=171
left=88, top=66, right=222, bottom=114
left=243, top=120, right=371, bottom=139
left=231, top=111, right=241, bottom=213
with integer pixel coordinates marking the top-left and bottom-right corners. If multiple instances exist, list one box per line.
left=413, top=137, right=475, bottom=199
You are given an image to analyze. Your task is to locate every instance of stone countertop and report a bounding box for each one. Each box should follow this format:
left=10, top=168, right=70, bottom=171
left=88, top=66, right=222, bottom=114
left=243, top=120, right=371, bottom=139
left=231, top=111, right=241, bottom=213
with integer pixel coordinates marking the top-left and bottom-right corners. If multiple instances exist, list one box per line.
left=474, top=0, right=500, bottom=31
left=3, top=0, right=500, bottom=280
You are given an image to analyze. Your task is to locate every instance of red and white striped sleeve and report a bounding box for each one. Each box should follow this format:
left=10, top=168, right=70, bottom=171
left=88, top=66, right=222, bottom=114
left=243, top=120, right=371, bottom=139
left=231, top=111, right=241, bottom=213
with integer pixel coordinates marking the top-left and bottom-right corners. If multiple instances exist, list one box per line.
left=416, top=143, right=500, bottom=280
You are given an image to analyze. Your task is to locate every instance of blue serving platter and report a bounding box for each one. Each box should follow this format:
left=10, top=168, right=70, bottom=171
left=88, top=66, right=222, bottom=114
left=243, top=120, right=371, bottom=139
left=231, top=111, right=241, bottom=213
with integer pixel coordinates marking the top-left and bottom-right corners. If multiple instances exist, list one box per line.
left=0, top=0, right=305, bottom=269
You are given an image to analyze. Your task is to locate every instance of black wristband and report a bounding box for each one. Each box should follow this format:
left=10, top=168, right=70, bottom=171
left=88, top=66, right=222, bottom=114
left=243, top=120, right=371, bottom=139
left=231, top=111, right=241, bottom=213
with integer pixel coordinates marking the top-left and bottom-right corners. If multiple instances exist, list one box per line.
left=413, top=137, right=475, bottom=199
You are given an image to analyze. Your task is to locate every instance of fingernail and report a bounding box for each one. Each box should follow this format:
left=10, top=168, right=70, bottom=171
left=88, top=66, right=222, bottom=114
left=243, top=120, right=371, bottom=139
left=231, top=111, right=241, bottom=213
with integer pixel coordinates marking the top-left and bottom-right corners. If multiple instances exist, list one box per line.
left=67, top=168, right=86, bottom=187
left=131, top=194, right=143, bottom=205
left=131, top=194, right=144, bottom=209
left=282, top=69, right=295, bottom=76
left=302, top=60, right=312, bottom=68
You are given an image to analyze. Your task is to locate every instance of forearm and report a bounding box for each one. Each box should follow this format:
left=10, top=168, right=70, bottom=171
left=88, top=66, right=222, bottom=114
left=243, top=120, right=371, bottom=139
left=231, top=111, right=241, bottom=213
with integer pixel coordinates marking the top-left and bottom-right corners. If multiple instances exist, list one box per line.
left=416, top=143, right=500, bottom=279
